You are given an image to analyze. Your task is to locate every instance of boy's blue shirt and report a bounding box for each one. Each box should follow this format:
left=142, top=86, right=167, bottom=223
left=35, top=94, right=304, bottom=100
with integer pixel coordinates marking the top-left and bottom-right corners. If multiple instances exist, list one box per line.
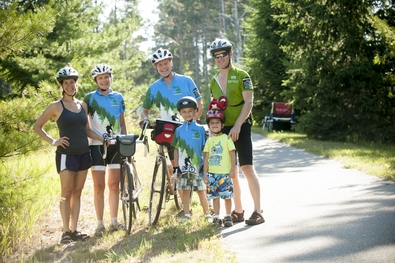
left=172, top=120, right=206, bottom=174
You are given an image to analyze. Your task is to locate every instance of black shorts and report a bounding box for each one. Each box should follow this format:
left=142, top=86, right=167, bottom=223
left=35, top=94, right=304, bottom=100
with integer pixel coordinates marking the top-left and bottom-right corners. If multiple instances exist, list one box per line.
left=90, top=145, right=121, bottom=171
left=222, top=122, right=253, bottom=166
left=55, top=151, right=92, bottom=173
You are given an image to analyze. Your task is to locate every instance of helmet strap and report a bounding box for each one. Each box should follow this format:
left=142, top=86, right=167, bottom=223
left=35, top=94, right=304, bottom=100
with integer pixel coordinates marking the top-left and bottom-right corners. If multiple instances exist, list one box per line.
left=63, top=90, right=75, bottom=98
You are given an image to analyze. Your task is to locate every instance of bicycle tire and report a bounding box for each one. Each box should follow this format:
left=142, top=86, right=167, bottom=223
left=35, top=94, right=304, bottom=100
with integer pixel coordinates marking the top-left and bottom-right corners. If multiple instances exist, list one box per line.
left=130, top=160, right=141, bottom=220
left=121, top=163, right=133, bottom=234
left=149, top=155, right=166, bottom=225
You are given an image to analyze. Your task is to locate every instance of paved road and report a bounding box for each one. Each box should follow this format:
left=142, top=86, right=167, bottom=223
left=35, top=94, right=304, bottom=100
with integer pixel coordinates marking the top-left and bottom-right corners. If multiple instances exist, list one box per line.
left=221, top=133, right=395, bottom=263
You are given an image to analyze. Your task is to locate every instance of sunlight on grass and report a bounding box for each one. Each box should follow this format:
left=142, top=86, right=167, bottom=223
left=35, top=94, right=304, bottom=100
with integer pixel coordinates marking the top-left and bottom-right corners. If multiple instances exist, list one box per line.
left=1, top=148, right=58, bottom=260
left=252, top=127, right=395, bottom=181
left=22, top=137, right=236, bottom=263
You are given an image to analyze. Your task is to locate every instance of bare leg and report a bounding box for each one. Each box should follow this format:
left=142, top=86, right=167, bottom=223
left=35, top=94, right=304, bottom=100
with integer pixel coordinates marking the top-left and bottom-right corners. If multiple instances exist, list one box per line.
left=59, top=170, right=75, bottom=232
left=232, top=165, right=243, bottom=213
left=240, top=164, right=261, bottom=212
left=107, top=168, right=120, bottom=219
left=69, top=170, right=88, bottom=231
left=225, top=198, right=232, bottom=215
left=181, top=189, right=191, bottom=215
left=196, top=190, right=209, bottom=214
left=213, top=198, right=220, bottom=216
left=92, top=169, right=106, bottom=221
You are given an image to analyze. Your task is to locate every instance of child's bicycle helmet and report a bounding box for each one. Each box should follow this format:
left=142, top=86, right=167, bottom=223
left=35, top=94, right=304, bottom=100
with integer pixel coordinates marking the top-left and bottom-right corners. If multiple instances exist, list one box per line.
left=206, top=109, right=225, bottom=123
left=177, top=96, right=198, bottom=111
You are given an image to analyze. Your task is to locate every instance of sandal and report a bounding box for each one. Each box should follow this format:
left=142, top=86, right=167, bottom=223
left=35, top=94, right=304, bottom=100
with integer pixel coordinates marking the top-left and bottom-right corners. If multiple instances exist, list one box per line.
left=71, top=230, right=89, bottom=241
left=60, top=231, right=73, bottom=244
left=231, top=210, right=245, bottom=222
left=245, top=211, right=265, bottom=225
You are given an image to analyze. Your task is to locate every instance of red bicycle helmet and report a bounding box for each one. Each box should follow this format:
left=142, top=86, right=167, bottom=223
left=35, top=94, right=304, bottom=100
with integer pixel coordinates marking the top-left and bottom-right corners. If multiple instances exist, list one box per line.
left=206, top=109, right=225, bottom=123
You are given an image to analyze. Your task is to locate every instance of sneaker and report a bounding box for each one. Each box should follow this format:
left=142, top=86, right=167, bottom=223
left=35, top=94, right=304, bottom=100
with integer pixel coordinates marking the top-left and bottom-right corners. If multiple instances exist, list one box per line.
left=212, top=217, right=223, bottom=227
left=245, top=211, right=265, bottom=225
left=205, top=214, right=213, bottom=223
left=109, top=222, right=126, bottom=232
left=94, top=226, right=106, bottom=237
left=175, top=209, right=192, bottom=218
left=71, top=230, right=89, bottom=241
left=223, top=216, right=233, bottom=227
left=60, top=231, right=73, bottom=244
left=231, top=210, right=245, bottom=222
left=179, top=216, right=191, bottom=224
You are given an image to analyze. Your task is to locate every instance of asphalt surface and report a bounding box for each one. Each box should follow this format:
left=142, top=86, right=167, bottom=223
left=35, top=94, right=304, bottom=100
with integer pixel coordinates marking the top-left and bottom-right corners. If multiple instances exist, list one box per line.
left=221, top=133, right=395, bottom=263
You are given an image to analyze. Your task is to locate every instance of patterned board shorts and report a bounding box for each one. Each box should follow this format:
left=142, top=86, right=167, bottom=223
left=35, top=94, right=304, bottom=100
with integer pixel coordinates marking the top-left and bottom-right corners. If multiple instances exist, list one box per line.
left=176, top=172, right=206, bottom=191
left=206, top=173, right=234, bottom=200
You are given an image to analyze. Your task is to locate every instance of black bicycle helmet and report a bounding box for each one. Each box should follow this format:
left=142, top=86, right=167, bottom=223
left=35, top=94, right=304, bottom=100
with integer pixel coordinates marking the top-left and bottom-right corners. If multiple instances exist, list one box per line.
left=209, top=38, right=232, bottom=55
left=177, top=96, right=198, bottom=111
left=56, top=67, right=79, bottom=83
left=151, top=48, right=173, bottom=64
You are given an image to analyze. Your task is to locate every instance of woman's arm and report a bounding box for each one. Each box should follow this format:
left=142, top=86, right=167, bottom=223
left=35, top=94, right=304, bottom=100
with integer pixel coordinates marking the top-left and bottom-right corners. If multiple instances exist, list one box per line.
left=33, top=101, right=66, bottom=147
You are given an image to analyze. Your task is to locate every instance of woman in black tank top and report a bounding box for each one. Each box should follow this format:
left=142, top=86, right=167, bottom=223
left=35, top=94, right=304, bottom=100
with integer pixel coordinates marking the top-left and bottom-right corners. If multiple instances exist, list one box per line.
left=33, top=66, right=104, bottom=244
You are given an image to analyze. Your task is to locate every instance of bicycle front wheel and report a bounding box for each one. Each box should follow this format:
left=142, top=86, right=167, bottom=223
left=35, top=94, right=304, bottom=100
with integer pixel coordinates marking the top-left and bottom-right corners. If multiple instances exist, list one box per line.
left=121, top=163, right=134, bottom=234
left=149, top=155, right=166, bottom=225
left=130, top=160, right=142, bottom=220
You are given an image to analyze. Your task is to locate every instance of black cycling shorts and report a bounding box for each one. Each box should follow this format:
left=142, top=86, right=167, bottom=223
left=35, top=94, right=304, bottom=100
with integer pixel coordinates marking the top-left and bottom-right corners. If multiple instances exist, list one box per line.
left=90, top=145, right=121, bottom=171
left=222, top=122, right=253, bottom=166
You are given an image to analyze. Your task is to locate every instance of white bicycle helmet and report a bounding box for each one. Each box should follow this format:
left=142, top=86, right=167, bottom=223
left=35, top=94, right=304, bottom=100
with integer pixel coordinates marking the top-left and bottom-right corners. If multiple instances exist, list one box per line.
left=56, top=67, right=79, bottom=83
left=151, top=48, right=173, bottom=64
left=209, top=38, right=232, bottom=55
left=91, top=63, right=113, bottom=79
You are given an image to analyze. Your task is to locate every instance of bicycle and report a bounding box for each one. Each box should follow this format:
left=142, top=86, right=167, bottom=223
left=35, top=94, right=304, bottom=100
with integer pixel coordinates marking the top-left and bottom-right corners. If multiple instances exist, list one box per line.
left=146, top=116, right=185, bottom=225
left=102, top=124, right=149, bottom=234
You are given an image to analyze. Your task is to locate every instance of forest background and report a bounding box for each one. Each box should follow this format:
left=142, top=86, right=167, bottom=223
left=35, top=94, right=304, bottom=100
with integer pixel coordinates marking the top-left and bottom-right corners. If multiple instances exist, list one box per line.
left=0, top=0, right=394, bottom=260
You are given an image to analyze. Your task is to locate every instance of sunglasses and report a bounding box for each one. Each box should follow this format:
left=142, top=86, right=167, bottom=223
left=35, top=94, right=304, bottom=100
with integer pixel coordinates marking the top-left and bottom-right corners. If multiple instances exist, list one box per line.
left=214, top=52, right=228, bottom=60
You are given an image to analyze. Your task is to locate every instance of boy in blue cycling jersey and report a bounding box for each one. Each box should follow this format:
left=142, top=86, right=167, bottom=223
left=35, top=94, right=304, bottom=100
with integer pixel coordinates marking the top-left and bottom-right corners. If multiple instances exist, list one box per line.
left=171, top=96, right=212, bottom=223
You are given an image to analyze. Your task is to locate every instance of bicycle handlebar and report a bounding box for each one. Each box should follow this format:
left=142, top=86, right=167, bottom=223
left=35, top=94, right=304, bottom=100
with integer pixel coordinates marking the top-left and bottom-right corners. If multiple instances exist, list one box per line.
left=102, top=125, right=150, bottom=159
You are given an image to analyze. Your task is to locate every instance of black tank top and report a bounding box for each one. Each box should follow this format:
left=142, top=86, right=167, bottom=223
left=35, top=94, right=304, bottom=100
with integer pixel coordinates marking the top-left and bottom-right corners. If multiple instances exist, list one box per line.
left=56, top=100, right=90, bottom=155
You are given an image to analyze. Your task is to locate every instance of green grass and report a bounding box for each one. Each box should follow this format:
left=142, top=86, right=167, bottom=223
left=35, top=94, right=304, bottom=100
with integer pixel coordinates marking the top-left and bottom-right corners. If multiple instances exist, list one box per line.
left=5, top=126, right=395, bottom=262
left=5, top=139, right=236, bottom=263
left=252, top=127, right=395, bottom=182
left=0, top=149, right=58, bottom=261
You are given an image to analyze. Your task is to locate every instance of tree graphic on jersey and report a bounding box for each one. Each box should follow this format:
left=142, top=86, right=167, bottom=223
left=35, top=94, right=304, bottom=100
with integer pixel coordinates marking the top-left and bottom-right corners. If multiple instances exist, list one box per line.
left=85, top=94, right=119, bottom=131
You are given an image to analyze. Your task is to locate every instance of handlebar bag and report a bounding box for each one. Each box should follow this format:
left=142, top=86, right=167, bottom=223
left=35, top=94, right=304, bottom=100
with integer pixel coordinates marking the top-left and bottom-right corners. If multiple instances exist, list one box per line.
left=153, top=119, right=181, bottom=146
left=116, top=134, right=138, bottom=157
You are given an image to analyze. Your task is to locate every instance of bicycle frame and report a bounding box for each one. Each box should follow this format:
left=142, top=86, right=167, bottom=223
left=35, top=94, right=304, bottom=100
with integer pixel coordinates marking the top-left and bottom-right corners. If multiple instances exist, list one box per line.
left=102, top=125, right=149, bottom=234
left=148, top=119, right=183, bottom=225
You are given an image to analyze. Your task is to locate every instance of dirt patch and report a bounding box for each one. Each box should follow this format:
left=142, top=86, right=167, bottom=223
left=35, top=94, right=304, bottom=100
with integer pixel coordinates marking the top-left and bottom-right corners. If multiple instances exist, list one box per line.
left=10, top=175, right=106, bottom=262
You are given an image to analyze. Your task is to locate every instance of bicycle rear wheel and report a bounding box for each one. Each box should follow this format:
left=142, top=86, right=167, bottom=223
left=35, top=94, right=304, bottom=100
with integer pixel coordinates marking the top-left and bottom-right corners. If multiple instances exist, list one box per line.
left=121, top=163, right=134, bottom=234
left=149, top=155, right=166, bottom=225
